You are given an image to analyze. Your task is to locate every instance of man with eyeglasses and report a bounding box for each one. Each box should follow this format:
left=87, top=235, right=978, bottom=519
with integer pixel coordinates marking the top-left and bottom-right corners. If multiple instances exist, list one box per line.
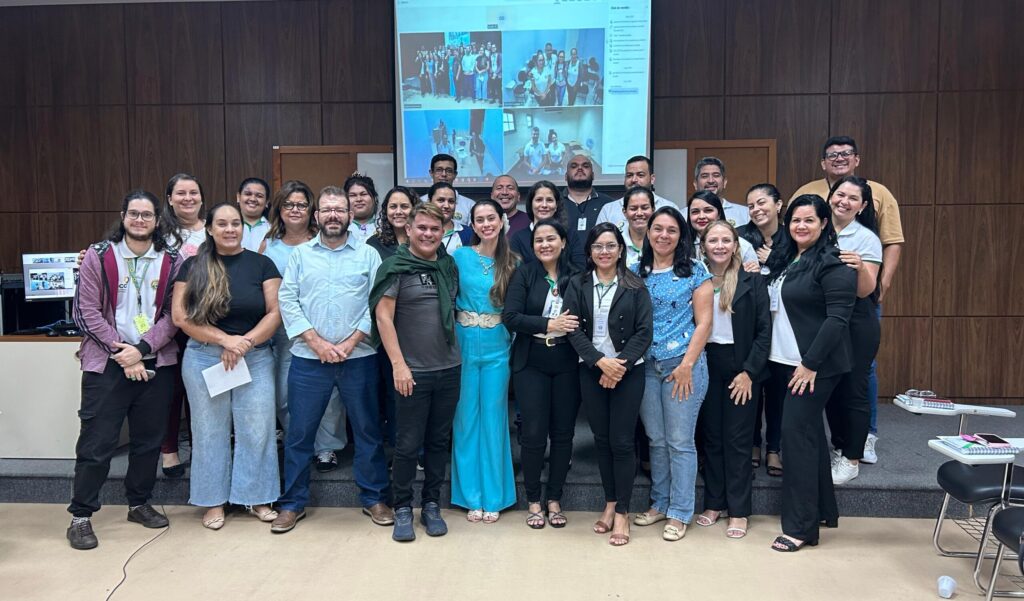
left=273, top=186, right=391, bottom=533
left=791, top=135, right=905, bottom=465
left=693, top=157, right=749, bottom=227
left=67, top=191, right=183, bottom=550
left=563, top=153, right=614, bottom=267
left=420, top=153, right=475, bottom=227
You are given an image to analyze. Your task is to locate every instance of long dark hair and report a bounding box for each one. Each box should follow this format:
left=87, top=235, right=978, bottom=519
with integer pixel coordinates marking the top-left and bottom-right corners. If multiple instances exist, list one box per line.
left=267, top=180, right=317, bottom=240
left=584, top=223, right=644, bottom=289
left=686, top=190, right=725, bottom=239
left=376, top=186, right=420, bottom=247
left=469, top=199, right=520, bottom=306
left=765, top=194, right=838, bottom=283
left=531, top=218, right=575, bottom=292
left=183, top=203, right=240, bottom=326
left=106, top=190, right=172, bottom=252
left=525, top=180, right=566, bottom=227
left=741, top=183, right=783, bottom=248
left=828, top=175, right=878, bottom=235
left=638, top=206, right=695, bottom=278
left=162, top=173, right=205, bottom=248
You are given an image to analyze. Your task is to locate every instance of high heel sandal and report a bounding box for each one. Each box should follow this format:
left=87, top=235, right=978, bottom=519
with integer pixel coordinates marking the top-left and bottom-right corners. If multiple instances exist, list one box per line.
left=765, top=451, right=783, bottom=477
left=771, top=535, right=818, bottom=552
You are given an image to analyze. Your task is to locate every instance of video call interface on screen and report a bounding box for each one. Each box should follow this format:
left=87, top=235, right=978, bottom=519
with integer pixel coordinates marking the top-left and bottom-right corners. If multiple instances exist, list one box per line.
left=22, top=253, right=79, bottom=302
left=394, top=0, right=652, bottom=188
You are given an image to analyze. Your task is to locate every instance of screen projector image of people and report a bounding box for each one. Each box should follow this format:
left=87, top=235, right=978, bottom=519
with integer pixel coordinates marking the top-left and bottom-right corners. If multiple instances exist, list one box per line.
left=393, top=0, right=652, bottom=188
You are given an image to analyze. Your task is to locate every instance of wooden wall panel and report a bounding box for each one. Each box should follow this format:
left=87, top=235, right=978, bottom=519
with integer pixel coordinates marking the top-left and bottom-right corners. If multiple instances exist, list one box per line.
left=830, top=94, right=936, bottom=206
left=933, top=205, right=1024, bottom=317
left=27, top=107, right=129, bottom=213
left=126, top=3, right=224, bottom=105
left=831, top=0, right=938, bottom=93
left=0, top=109, right=29, bottom=212
left=652, top=97, right=723, bottom=142
left=932, top=318, right=1024, bottom=398
left=321, top=0, right=394, bottom=102
left=876, top=317, right=931, bottom=397
left=936, top=91, right=1024, bottom=205
left=129, top=106, right=227, bottom=202
left=0, top=7, right=32, bottom=107
left=35, top=213, right=120, bottom=257
left=0, top=214, right=36, bottom=273
left=725, top=0, right=830, bottom=95
left=225, top=104, right=322, bottom=193
left=939, top=0, right=1024, bottom=91
left=724, top=95, right=828, bottom=197
left=222, top=1, right=321, bottom=103
left=652, top=0, right=724, bottom=97
left=25, top=5, right=126, bottom=106
left=882, top=206, right=933, bottom=317
left=322, top=103, right=394, bottom=146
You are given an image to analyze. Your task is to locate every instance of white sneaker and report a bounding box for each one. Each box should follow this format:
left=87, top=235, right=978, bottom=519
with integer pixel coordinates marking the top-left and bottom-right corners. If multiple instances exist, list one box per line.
left=832, top=457, right=860, bottom=485
left=830, top=448, right=842, bottom=466
left=862, top=434, right=878, bottom=464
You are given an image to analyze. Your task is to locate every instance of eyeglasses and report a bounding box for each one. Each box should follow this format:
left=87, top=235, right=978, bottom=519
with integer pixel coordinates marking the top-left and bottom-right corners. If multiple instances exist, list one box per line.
left=125, top=210, right=156, bottom=222
left=432, top=167, right=456, bottom=176
left=282, top=202, right=309, bottom=212
left=590, top=243, right=620, bottom=253
left=318, top=208, right=350, bottom=216
left=824, top=150, right=858, bottom=161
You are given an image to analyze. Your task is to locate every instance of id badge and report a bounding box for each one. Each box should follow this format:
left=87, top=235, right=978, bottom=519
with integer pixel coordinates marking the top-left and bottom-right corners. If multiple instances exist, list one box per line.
left=547, top=296, right=563, bottom=318
left=577, top=217, right=587, bottom=231
left=594, top=308, right=609, bottom=339
left=133, top=314, right=152, bottom=335
left=768, top=283, right=780, bottom=312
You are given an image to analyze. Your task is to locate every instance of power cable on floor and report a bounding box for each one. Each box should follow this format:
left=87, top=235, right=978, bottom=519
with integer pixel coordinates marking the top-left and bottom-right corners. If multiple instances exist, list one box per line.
left=104, top=505, right=171, bottom=601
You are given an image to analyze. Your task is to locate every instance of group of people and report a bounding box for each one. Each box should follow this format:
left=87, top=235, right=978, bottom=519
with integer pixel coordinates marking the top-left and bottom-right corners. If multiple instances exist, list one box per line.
left=521, top=43, right=601, bottom=107
left=413, top=40, right=501, bottom=104
left=65, top=136, right=903, bottom=555
left=520, top=126, right=569, bottom=176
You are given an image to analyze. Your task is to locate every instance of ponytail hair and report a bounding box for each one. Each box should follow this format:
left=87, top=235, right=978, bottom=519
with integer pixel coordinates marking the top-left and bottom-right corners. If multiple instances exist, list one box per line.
left=183, top=203, right=237, bottom=326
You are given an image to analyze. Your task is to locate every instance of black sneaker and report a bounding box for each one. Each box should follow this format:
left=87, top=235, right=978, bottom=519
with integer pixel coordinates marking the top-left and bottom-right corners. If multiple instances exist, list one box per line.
left=392, top=507, right=415, bottom=542
left=420, top=502, right=448, bottom=537
left=67, top=519, right=98, bottom=550
left=127, top=504, right=169, bottom=528
left=315, top=451, right=338, bottom=473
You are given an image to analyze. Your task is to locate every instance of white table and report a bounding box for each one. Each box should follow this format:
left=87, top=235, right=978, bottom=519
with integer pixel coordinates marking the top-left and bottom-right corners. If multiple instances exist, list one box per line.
left=895, top=394, right=1016, bottom=435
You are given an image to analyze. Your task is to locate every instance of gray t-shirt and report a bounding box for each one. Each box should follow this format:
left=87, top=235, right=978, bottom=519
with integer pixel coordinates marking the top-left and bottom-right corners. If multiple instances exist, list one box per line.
left=383, top=272, right=461, bottom=372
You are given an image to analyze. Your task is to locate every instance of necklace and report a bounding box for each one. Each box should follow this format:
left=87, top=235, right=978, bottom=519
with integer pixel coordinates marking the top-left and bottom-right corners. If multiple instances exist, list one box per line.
left=475, top=247, right=494, bottom=275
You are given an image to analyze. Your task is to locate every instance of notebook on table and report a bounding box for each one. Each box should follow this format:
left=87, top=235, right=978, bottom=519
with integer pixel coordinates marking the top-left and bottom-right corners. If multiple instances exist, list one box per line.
left=937, top=436, right=1023, bottom=456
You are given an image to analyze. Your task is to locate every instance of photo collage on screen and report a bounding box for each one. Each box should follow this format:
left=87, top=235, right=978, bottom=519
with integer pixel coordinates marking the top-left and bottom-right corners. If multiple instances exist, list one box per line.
left=399, top=28, right=605, bottom=185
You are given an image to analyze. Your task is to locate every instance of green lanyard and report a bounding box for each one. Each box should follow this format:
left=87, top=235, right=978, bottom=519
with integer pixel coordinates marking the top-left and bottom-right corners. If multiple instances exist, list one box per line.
left=126, top=257, right=152, bottom=315
left=595, top=278, right=616, bottom=307
left=544, top=273, right=558, bottom=296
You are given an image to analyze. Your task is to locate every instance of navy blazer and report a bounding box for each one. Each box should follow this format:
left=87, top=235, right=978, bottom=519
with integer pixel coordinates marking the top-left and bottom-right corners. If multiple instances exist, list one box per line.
left=502, top=261, right=577, bottom=373
left=563, top=272, right=653, bottom=370
left=715, top=269, right=772, bottom=381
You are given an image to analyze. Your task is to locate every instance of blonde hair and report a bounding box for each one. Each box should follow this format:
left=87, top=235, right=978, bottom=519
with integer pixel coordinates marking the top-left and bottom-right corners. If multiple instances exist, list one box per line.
left=701, top=220, right=742, bottom=313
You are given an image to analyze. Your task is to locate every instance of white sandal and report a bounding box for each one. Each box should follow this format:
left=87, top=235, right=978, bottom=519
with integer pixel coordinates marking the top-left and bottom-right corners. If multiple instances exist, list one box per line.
left=466, top=509, right=483, bottom=522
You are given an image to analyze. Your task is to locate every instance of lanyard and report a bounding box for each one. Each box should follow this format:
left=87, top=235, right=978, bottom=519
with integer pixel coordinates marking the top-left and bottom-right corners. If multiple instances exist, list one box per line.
left=595, top=278, right=616, bottom=308
left=126, top=256, right=152, bottom=314
left=544, top=273, right=558, bottom=296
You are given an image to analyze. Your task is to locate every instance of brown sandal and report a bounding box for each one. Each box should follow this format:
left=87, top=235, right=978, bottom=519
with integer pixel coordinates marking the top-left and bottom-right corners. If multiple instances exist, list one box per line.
left=593, top=519, right=611, bottom=534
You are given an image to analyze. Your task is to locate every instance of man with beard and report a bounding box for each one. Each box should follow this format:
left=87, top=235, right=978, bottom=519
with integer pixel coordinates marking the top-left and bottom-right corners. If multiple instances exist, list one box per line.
left=562, top=153, right=614, bottom=267
left=420, top=153, right=474, bottom=227
left=67, top=190, right=182, bottom=549
left=692, top=157, right=749, bottom=227
left=491, top=174, right=529, bottom=238
left=273, top=186, right=390, bottom=533
left=595, top=155, right=676, bottom=230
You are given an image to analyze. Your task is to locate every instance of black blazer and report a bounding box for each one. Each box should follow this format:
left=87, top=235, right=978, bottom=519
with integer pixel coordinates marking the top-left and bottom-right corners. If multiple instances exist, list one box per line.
left=563, top=272, right=653, bottom=370
left=778, top=246, right=857, bottom=378
left=711, top=270, right=772, bottom=381
left=502, top=261, right=576, bottom=373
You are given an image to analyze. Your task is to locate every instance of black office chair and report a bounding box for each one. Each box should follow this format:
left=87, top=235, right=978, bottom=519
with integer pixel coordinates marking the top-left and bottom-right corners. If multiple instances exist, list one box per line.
left=983, top=506, right=1024, bottom=600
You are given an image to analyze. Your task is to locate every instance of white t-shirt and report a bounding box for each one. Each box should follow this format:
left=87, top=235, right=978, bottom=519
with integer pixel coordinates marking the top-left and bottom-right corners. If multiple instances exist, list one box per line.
left=172, top=226, right=206, bottom=259
left=768, top=275, right=801, bottom=366
left=420, top=191, right=475, bottom=227
left=242, top=218, right=270, bottom=252
left=722, top=199, right=750, bottom=228
left=708, top=289, right=735, bottom=344
left=113, top=240, right=162, bottom=351
left=348, top=220, right=378, bottom=244
left=596, top=193, right=677, bottom=230
left=523, top=141, right=546, bottom=173
left=442, top=222, right=464, bottom=253
left=836, top=219, right=883, bottom=264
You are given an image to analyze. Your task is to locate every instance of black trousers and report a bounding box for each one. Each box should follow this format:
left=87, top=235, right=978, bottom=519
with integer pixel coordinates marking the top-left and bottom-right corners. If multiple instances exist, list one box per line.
left=701, top=343, right=759, bottom=517
left=514, top=342, right=580, bottom=503
left=753, top=366, right=787, bottom=454
left=68, top=359, right=173, bottom=517
left=580, top=363, right=645, bottom=514
left=774, top=362, right=841, bottom=542
left=826, top=307, right=880, bottom=460
left=391, top=366, right=461, bottom=508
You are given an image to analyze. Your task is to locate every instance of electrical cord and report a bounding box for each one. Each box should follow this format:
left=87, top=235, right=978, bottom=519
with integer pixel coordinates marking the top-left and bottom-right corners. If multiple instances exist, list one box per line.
left=104, top=505, right=171, bottom=601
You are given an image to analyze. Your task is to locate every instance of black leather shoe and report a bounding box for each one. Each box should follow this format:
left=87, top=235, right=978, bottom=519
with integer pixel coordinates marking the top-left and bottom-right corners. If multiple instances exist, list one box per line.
left=127, top=504, right=169, bottom=528
left=67, top=520, right=98, bottom=550
left=162, top=463, right=186, bottom=478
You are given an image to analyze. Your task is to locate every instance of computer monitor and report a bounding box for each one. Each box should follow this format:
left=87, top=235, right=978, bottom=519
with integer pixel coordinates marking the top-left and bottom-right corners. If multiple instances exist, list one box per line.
left=22, top=253, right=80, bottom=302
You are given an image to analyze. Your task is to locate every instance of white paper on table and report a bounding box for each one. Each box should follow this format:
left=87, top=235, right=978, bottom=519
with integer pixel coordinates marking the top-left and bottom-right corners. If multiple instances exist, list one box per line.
left=201, top=357, right=252, bottom=397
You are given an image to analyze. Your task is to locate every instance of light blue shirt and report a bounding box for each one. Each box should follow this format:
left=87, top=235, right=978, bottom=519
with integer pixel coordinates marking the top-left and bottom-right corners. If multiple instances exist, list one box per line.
left=278, top=234, right=381, bottom=360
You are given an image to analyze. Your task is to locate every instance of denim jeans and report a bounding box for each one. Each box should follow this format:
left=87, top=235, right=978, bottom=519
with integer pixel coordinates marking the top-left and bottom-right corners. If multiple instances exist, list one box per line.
left=182, top=341, right=280, bottom=507
left=272, top=328, right=347, bottom=452
left=640, top=353, right=708, bottom=524
left=868, top=303, right=882, bottom=434
left=278, top=355, right=388, bottom=511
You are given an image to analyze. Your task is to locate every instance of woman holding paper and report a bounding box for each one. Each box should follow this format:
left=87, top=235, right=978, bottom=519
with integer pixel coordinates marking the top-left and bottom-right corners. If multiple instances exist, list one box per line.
left=172, top=202, right=283, bottom=530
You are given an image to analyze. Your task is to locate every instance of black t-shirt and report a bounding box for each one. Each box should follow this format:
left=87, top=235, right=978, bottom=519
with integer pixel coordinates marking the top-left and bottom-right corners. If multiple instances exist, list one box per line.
left=175, top=250, right=281, bottom=335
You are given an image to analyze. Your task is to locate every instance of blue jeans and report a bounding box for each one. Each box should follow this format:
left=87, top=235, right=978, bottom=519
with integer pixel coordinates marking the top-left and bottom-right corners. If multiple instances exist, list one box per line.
left=182, top=341, right=280, bottom=507
left=272, top=328, right=348, bottom=452
left=640, top=353, right=708, bottom=524
left=868, top=303, right=882, bottom=434
left=278, top=355, right=388, bottom=511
